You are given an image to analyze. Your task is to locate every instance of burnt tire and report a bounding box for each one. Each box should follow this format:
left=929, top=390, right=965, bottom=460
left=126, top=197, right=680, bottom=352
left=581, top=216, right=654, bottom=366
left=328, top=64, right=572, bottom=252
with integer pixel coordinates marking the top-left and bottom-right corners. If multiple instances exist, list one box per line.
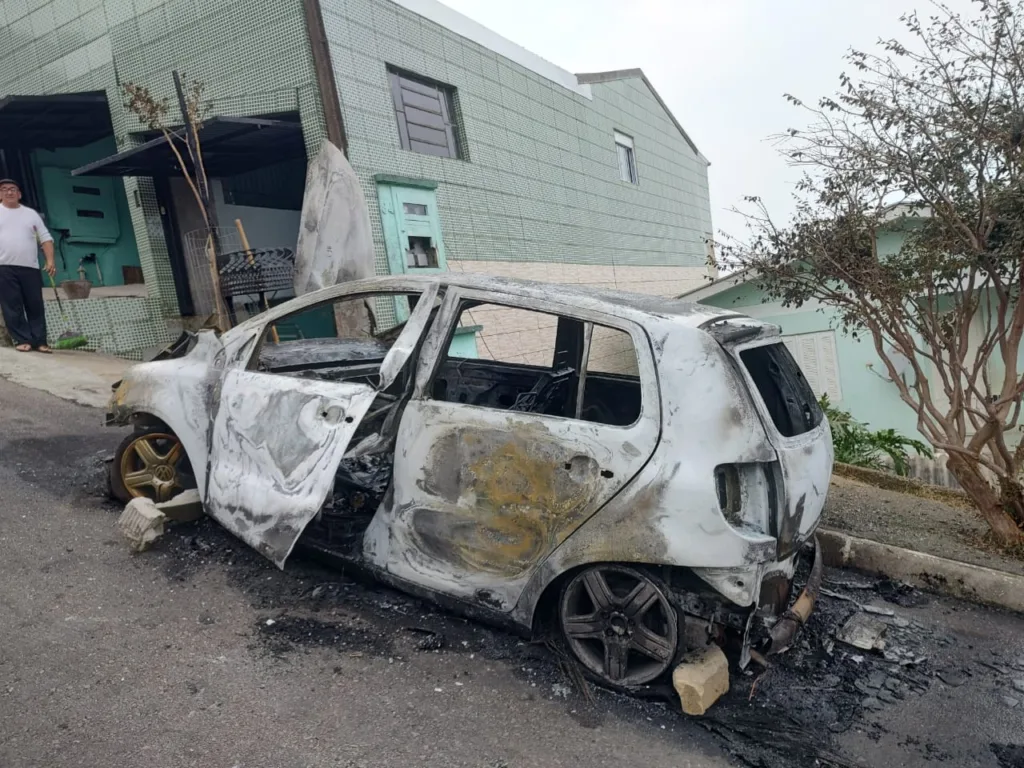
left=110, top=427, right=196, bottom=504
left=558, top=565, right=682, bottom=691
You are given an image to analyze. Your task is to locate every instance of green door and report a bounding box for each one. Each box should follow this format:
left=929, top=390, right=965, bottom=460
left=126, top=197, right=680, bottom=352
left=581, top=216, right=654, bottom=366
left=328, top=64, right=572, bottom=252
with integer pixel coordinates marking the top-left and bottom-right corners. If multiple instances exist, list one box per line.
left=377, top=183, right=447, bottom=322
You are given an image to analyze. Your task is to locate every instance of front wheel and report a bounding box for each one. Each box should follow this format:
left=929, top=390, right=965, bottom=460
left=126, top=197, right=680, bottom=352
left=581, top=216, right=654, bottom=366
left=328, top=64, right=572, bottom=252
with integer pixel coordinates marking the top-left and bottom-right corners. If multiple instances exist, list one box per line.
left=558, top=565, right=681, bottom=689
left=110, top=428, right=195, bottom=504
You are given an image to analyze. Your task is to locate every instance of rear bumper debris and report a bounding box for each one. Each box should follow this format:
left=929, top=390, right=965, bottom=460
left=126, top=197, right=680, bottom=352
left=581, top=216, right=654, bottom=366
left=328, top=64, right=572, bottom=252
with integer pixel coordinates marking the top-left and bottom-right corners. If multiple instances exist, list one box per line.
left=766, top=535, right=824, bottom=655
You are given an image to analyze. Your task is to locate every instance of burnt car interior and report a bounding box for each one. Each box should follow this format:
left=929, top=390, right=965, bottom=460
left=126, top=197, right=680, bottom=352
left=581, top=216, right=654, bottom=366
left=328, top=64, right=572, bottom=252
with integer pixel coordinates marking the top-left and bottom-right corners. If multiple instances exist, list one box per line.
left=253, top=291, right=646, bottom=562
left=430, top=301, right=643, bottom=428
left=740, top=343, right=823, bottom=437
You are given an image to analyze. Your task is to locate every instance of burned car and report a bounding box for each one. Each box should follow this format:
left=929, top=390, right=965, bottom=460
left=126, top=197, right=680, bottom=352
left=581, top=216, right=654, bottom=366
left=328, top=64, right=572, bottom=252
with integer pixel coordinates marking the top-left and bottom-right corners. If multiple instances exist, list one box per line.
left=106, top=274, right=832, bottom=689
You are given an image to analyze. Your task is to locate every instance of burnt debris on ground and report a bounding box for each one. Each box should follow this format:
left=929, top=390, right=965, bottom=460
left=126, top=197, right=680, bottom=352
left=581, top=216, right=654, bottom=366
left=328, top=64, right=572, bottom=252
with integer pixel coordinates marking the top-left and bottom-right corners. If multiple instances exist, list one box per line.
left=700, top=567, right=942, bottom=768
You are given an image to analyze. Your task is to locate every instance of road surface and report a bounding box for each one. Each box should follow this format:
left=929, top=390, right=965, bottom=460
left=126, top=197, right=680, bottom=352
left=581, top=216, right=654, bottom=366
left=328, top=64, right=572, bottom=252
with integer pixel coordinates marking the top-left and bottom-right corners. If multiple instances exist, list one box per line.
left=0, top=377, right=1021, bottom=768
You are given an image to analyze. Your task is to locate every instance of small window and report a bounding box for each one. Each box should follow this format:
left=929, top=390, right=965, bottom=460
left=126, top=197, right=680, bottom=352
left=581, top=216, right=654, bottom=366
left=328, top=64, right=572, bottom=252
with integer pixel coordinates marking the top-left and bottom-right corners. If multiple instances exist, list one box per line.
left=430, top=301, right=641, bottom=426
left=389, top=69, right=462, bottom=159
left=740, top=343, right=823, bottom=438
left=406, top=236, right=438, bottom=269
left=403, top=202, right=428, bottom=215
left=614, top=131, right=638, bottom=184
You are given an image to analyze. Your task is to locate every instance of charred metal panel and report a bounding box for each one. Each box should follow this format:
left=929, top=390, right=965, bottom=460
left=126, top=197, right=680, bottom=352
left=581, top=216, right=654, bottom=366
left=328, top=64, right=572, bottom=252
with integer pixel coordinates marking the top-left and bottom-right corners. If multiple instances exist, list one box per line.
left=369, top=286, right=661, bottom=611
left=367, top=397, right=660, bottom=611
left=205, top=370, right=377, bottom=567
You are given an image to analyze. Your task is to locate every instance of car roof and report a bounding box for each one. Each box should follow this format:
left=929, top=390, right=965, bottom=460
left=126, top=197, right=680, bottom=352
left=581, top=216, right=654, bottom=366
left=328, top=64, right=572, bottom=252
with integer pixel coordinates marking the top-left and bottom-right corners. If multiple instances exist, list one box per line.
left=273, top=273, right=744, bottom=329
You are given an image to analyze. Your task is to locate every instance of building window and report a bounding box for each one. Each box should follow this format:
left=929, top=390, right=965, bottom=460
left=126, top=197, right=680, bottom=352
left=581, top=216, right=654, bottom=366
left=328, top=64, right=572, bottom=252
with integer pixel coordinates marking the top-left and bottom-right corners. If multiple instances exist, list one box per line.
left=614, top=131, right=638, bottom=184
left=388, top=69, right=462, bottom=159
left=781, top=330, right=843, bottom=402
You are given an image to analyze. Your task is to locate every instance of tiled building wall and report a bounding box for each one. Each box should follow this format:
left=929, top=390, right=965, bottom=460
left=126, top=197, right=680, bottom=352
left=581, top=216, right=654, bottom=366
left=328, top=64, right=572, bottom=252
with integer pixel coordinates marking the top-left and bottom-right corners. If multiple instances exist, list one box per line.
left=321, top=0, right=713, bottom=288
left=4, top=0, right=714, bottom=356
left=1, top=0, right=324, bottom=355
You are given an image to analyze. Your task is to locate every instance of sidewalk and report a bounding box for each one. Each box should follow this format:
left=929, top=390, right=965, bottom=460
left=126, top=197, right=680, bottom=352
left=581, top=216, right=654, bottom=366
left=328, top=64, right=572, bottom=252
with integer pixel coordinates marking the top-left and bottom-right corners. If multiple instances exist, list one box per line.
left=0, top=347, right=129, bottom=409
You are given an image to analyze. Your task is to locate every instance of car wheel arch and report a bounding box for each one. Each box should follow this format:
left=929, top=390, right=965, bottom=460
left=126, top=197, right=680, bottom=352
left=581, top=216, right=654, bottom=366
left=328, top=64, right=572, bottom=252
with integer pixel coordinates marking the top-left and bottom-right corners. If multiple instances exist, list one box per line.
left=115, top=406, right=210, bottom=499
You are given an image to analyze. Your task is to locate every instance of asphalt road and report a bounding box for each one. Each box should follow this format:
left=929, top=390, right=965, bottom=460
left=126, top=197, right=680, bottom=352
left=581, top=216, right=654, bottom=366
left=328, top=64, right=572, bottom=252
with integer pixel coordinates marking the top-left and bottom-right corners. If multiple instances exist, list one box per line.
left=1, top=377, right=1023, bottom=768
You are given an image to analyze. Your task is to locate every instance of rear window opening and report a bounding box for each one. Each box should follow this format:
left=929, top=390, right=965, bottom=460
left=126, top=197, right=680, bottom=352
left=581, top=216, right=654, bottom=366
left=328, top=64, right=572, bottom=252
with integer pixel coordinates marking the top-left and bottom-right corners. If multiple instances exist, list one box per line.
left=740, top=343, right=823, bottom=437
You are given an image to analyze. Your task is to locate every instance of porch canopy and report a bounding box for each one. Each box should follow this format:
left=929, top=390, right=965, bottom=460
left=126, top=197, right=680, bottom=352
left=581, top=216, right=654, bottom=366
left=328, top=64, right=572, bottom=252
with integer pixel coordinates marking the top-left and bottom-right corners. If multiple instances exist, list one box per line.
left=0, top=92, right=113, bottom=149
left=72, top=115, right=305, bottom=177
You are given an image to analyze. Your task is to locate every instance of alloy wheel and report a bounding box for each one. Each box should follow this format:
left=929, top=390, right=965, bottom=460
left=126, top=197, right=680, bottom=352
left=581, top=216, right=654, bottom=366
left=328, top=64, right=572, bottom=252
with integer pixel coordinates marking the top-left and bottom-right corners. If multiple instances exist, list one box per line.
left=559, top=565, right=679, bottom=688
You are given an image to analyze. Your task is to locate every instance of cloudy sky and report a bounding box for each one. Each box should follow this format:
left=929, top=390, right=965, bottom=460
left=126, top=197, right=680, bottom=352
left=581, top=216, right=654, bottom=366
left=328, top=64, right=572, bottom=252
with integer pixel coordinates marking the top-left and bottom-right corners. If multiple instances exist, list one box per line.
left=441, top=0, right=974, bottom=242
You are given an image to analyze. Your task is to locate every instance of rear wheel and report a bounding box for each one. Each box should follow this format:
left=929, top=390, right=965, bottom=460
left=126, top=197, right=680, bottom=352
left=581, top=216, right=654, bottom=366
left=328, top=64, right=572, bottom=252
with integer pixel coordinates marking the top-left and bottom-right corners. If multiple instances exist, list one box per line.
left=110, top=428, right=195, bottom=504
left=558, top=565, right=680, bottom=689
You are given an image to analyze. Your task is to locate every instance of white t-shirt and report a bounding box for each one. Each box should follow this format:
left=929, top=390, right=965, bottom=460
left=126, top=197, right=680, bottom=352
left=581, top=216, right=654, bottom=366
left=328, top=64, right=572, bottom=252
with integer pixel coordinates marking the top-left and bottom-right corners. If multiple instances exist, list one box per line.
left=0, top=204, right=53, bottom=269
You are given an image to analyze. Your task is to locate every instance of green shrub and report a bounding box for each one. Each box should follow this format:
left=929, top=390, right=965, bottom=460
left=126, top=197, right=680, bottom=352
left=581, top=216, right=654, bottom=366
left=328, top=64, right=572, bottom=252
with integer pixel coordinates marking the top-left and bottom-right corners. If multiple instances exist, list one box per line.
left=819, top=395, right=933, bottom=476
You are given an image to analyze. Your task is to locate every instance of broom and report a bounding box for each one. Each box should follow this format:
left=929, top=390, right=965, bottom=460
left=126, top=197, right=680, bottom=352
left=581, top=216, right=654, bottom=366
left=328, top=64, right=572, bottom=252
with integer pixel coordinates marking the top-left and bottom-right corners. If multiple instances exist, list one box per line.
left=47, top=272, right=88, bottom=350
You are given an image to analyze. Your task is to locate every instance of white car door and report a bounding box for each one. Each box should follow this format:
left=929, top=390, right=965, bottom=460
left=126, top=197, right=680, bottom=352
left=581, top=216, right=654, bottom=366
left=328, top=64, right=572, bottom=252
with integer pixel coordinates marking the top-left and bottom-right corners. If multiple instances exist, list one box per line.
left=204, top=283, right=439, bottom=567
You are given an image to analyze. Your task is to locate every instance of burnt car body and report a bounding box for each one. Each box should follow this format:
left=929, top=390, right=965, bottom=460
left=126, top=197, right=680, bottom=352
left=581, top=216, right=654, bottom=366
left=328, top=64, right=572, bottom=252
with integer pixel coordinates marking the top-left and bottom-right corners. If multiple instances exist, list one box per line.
left=106, top=274, right=832, bottom=688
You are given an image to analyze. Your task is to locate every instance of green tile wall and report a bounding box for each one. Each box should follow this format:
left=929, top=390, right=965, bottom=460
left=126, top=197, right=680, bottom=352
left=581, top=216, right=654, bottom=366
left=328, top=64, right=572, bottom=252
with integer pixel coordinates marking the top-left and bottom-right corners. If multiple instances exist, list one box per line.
left=2, top=0, right=714, bottom=354
left=320, top=0, right=714, bottom=277
left=1, top=0, right=326, bottom=355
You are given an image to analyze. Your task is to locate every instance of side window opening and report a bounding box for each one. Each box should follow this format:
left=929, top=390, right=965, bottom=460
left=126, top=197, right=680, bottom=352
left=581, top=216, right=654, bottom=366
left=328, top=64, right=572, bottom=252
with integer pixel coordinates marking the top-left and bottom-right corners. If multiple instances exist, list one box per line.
left=740, top=343, right=823, bottom=437
left=580, top=326, right=642, bottom=427
left=431, top=301, right=642, bottom=426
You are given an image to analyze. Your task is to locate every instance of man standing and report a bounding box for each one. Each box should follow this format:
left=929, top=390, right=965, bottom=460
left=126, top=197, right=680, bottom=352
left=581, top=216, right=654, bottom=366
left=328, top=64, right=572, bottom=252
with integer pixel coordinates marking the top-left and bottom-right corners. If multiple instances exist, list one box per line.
left=0, top=178, right=56, bottom=353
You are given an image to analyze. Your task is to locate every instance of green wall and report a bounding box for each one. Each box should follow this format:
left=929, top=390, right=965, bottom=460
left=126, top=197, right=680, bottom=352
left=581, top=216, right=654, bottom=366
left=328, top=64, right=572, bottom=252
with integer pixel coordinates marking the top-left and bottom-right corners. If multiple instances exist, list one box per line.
left=31, top=138, right=141, bottom=287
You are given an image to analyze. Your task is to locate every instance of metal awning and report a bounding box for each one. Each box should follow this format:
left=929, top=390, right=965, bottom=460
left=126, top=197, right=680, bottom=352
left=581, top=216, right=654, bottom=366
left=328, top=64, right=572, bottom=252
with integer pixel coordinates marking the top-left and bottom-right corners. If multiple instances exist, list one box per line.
left=0, top=92, right=114, bottom=149
left=72, top=115, right=306, bottom=178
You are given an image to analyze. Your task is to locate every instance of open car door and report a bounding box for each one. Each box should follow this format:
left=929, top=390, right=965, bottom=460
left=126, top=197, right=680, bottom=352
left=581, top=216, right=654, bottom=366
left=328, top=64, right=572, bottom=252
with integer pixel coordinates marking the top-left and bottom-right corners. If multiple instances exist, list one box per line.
left=204, top=283, right=439, bottom=567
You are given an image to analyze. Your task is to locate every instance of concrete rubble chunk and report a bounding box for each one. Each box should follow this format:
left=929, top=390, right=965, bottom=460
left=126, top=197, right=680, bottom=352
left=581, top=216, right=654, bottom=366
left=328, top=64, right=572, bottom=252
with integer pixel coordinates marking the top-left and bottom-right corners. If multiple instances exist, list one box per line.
left=672, top=644, right=729, bottom=716
left=156, top=488, right=204, bottom=523
left=118, top=498, right=167, bottom=553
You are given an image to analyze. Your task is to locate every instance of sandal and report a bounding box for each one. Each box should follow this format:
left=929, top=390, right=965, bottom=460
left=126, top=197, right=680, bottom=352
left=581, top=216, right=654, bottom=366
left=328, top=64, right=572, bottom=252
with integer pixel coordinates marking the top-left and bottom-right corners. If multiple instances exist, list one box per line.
left=35, top=345, right=52, bottom=354
left=15, top=344, right=31, bottom=352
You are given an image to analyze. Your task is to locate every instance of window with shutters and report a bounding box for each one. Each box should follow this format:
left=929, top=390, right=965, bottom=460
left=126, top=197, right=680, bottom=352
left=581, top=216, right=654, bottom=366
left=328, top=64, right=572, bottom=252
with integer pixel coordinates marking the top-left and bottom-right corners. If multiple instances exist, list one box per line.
left=781, top=331, right=842, bottom=401
left=614, top=131, right=638, bottom=184
left=388, top=69, right=463, bottom=159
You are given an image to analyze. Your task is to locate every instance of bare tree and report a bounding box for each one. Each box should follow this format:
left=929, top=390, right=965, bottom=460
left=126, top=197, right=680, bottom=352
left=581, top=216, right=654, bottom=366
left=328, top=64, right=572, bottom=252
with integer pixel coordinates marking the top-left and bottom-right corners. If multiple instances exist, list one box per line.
left=123, top=76, right=229, bottom=331
left=720, top=0, right=1024, bottom=544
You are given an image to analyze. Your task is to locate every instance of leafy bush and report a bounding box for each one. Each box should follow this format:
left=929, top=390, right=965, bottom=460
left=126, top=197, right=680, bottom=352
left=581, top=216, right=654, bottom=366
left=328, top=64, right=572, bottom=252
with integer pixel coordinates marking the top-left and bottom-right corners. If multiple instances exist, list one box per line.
left=819, top=395, right=932, bottom=476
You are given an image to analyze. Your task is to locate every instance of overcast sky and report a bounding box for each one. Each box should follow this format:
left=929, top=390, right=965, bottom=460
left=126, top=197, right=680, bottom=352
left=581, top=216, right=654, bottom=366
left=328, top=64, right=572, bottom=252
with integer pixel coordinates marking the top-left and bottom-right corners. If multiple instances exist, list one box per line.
left=440, top=0, right=974, bottom=243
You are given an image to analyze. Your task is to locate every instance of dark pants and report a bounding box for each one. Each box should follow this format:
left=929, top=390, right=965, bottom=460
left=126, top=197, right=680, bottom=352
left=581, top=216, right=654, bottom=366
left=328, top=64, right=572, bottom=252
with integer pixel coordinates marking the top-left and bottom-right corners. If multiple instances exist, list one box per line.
left=0, top=265, right=47, bottom=347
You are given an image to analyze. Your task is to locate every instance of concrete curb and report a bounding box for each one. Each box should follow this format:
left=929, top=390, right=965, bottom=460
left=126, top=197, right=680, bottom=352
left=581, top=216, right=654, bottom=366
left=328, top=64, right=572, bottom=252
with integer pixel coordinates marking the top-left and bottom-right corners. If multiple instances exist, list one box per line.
left=819, top=528, right=1024, bottom=614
